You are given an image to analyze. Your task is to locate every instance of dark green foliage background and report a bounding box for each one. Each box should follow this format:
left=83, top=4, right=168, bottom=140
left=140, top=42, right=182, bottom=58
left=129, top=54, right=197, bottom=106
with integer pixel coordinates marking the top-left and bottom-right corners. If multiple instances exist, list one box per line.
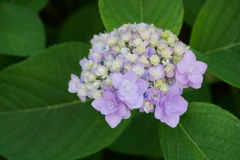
left=0, top=0, right=239, bottom=160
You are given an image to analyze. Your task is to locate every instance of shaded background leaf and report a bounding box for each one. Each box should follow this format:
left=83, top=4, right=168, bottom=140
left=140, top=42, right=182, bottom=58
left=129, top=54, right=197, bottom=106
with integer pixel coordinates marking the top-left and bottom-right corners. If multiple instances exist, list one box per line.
left=59, top=4, right=105, bottom=43
left=190, top=0, right=240, bottom=88
left=0, top=55, right=25, bottom=71
left=109, top=113, right=163, bottom=158
left=99, top=0, right=183, bottom=35
left=0, top=0, right=49, bottom=12
left=0, top=3, right=45, bottom=56
left=159, top=102, right=240, bottom=160
left=0, top=42, right=131, bottom=160
left=183, top=0, right=206, bottom=26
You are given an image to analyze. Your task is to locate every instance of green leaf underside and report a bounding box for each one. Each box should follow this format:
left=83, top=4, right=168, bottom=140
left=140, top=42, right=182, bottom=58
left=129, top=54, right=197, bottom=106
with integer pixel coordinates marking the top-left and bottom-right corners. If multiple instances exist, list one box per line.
left=59, top=4, right=105, bottom=43
left=99, top=0, right=183, bottom=35
left=0, top=3, right=45, bottom=56
left=109, top=113, right=163, bottom=158
left=190, top=0, right=240, bottom=88
left=0, top=42, right=131, bottom=160
left=158, top=102, right=240, bottom=160
left=0, top=0, right=49, bottom=12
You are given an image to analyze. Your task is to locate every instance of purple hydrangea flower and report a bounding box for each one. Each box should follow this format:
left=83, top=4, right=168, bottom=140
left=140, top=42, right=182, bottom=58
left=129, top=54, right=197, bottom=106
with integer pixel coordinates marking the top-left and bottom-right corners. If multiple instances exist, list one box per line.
left=92, top=91, right=130, bottom=128
left=111, top=71, right=149, bottom=109
left=139, top=100, right=154, bottom=113
left=154, top=84, right=188, bottom=128
left=69, top=23, right=208, bottom=128
left=146, top=88, right=163, bottom=105
left=148, top=64, right=165, bottom=81
left=68, top=74, right=87, bottom=102
left=176, top=50, right=207, bottom=89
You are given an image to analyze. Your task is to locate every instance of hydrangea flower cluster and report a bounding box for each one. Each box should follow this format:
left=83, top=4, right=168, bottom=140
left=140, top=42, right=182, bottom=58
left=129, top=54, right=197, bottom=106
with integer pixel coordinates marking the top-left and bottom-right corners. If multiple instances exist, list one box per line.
left=68, top=23, right=207, bottom=128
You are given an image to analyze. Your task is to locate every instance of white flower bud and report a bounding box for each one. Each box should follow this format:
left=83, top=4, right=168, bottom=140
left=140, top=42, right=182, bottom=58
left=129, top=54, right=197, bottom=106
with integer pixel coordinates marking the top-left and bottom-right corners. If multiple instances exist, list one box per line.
left=162, top=59, right=170, bottom=66
left=126, top=53, right=138, bottom=63
left=95, top=66, right=107, bottom=76
left=140, top=31, right=150, bottom=40
left=143, top=101, right=154, bottom=113
left=111, top=59, right=123, bottom=72
left=150, top=55, right=160, bottom=66
left=136, top=44, right=146, bottom=53
left=154, top=79, right=165, bottom=89
left=133, top=37, right=143, bottom=46
left=118, top=40, right=125, bottom=47
left=160, top=83, right=170, bottom=94
left=164, top=64, right=175, bottom=78
left=167, top=35, right=176, bottom=45
left=105, top=76, right=112, bottom=87
left=162, top=47, right=173, bottom=59
left=113, top=45, right=121, bottom=53
left=124, top=63, right=132, bottom=72
left=105, top=60, right=113, bottom=68
left=139, top=55, right=149, bottom=66
left=107, top=35, right=118, bottom=46
left=92, top=90, right=103, bottom=99
left=121, top=32, right=132, bottom=42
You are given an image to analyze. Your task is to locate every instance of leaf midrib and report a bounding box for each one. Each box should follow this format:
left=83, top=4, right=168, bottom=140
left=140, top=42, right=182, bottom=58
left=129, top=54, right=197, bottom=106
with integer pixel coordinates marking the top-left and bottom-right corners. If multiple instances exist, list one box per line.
left=204, top=41, right=240, bottom=55
left=179, top=123, right=210, bottom=160
left=0, top=100, right=84, bottom=115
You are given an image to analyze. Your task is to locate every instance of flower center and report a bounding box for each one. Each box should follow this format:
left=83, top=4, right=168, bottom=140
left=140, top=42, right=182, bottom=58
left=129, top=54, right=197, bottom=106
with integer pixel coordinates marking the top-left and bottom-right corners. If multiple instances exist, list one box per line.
left=108, top=102, right=115, bottom=109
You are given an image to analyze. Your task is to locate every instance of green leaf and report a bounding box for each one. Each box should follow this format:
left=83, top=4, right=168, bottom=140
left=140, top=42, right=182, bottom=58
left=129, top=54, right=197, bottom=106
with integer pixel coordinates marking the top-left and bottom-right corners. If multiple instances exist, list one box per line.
left=190, top=0, right=240, bottom=88
left=0, top=42, right=131, bottom=160
left=99, top=0, right=183, bottom=35
left=158, top=102, right=240, bottom=160
left=109, top=113, right=163, bottom=158
left=183, top=84, right=212, bottom=103
left=183, top=0, right=206, bottom=26
left=0, top=54, right=25, bottom=70
left=0, top=3, right=45, bottom=56
left=0, top=0, right=48, bottom=12
left=59, top=4, right=105, bottom=43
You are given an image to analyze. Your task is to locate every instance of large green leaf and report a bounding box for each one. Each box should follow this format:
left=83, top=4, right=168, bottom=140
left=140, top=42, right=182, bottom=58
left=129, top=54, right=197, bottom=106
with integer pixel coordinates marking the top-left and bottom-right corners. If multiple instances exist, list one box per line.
left=158, top=102, right=240, bottom=160
left=0, top=42, right=131, bottom=160
left=59, top=4, right=105, bottom=43
left=109, top=113, right=163, bottom=158
left=0, top=0, right=48, bottom=12
left=99, top=0, right=183, bottom=35
left=190, top=0, right=240, bottom=88
left=0, top=3, right=45, bottom=56
left=183, top=0, right=206, bottom=26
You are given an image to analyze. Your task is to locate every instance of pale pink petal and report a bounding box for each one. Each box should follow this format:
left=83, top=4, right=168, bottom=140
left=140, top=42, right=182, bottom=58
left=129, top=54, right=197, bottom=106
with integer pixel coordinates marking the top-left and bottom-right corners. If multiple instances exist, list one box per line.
left=126, top=95, right=144, bottom=109
left=154, top=105, right=165, bottom=120
left=189, top=82, right=202, bottom=89
left=116, top=103, right=129, bottom=117
left=176, top=71, right=189, bottom=84
left=135, top=79, right=149, bottom=95
left=125, top=92, right=139, bottom=104
left=91, top=97, right=105, bottom=111
left=193, top=61, right=207, bottom=74
left=162, top=114, right=180, bottom=128
left=104, top=91, right=116, bottom=101
left=177, top=60, right=188, bottom=74
left=184, top=50, right=196, bottom=63
left=188, top=74, right=203, bottom=84
left=111, top=73, right=123, bottom=89
left=105, top=114, right=122, bottom=128
left=123, top=71, right=138, bottom=84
